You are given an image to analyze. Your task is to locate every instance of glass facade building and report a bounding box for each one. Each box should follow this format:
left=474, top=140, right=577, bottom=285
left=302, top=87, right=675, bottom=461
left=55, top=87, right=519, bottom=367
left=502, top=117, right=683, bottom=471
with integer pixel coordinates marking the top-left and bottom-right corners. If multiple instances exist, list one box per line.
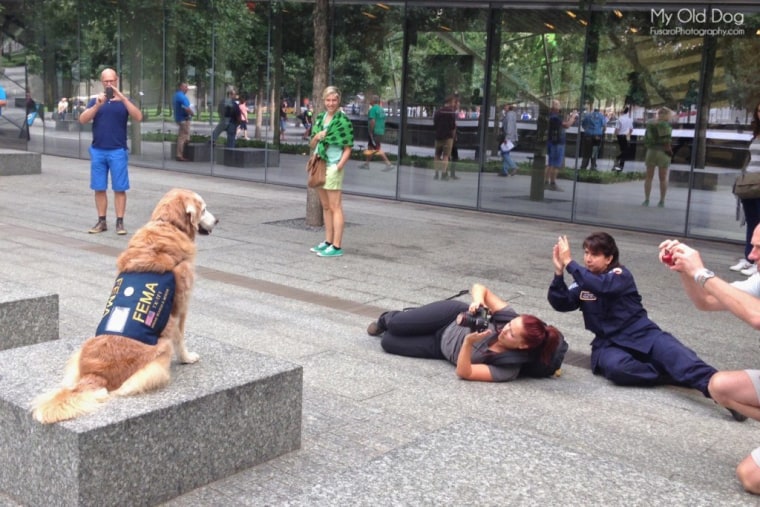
left=2, top=0, right=760, bottom=241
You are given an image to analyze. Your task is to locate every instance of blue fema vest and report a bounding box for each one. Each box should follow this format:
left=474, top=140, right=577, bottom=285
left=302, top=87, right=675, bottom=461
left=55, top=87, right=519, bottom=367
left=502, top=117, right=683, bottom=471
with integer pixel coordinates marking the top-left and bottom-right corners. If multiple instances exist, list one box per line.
left=96, top=272, right=176, bottom=345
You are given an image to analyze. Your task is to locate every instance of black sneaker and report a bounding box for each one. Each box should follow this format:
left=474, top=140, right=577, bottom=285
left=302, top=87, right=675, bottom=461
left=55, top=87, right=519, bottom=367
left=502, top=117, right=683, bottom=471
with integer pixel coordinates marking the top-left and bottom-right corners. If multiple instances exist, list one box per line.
left=728, top=408, right=748, bottom=422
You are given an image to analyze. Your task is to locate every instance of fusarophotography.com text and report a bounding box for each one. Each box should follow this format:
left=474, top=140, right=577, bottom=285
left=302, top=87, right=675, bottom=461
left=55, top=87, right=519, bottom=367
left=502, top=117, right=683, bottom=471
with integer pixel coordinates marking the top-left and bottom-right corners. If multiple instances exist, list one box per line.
left=650, top=8, right=745, bottom=37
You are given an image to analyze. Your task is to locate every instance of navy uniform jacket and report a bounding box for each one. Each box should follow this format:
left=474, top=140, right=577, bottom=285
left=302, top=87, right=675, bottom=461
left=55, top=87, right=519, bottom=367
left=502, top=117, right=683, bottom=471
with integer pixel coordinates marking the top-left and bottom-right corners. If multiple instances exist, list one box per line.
left=547, top=260, right=660, bottom=355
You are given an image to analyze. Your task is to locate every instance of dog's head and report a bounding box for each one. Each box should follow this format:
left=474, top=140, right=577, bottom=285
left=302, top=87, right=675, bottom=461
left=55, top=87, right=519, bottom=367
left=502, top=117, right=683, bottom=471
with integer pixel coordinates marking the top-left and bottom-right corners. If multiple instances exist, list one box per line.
left=151, top=189, right=218, bottom=239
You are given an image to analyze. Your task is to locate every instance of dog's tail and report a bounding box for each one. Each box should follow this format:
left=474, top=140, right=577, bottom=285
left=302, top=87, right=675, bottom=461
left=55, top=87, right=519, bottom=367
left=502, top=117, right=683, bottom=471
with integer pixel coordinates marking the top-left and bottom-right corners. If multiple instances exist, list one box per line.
left=31, top=374, right=110, bottom=424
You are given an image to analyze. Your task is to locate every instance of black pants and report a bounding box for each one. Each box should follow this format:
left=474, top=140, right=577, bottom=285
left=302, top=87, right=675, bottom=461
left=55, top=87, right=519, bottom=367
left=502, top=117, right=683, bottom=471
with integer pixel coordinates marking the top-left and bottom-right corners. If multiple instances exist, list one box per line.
left=379, top=300, right=468, bottom=359
left=615, top=135, right=630, bottom=168
left=580, top=134, right=602, bottom=169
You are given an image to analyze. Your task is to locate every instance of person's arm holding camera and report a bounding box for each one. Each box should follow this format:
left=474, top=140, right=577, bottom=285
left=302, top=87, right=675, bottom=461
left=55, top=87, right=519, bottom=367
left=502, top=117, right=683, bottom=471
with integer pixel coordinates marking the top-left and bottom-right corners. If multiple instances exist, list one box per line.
left=111, top=86, right=143, bottom=122
left=659, top=239, right=760, bottom=328
left=456, top=329, right=497, bottom=381
left=469, top=283, right=508, bottom=314
left=562, top=110, right=578, bottom=129
left=454, top=283, right=510, bottom=381
left=79, top=86, right=142, bottom=124
left=78, top=93, right=106, bottom=124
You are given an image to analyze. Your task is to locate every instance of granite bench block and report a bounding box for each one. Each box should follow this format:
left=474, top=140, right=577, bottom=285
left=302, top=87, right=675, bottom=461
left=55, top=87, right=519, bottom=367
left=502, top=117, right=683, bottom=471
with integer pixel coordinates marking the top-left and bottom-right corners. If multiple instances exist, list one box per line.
left=0, top=149, right=42, bottom=176
left=668, top=167, right=735, bottom=191
left=0, top=336, right=302, bottom=507
left=220, top=147, right=280, bottom=167
left=171, top=142, right=211, bottom=162
left=0, top=281, right=58, bottom=350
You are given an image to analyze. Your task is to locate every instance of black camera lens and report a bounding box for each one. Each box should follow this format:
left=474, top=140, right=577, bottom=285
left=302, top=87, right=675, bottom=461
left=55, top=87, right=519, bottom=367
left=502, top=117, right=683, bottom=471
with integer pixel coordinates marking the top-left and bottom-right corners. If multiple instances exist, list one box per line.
left=456, top=310, right=491, bottom=332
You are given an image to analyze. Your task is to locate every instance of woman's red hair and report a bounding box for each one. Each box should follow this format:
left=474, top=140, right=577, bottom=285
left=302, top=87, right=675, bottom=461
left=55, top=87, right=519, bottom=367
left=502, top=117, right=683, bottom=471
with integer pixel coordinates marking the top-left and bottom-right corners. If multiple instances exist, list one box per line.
left=520, top=314, right=561, bottom=365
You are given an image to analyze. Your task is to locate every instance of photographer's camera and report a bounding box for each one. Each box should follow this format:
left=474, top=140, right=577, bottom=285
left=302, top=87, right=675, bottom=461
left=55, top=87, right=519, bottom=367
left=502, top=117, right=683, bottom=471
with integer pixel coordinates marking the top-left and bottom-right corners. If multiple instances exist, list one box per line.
left=456, top=306, right=492, bottom=332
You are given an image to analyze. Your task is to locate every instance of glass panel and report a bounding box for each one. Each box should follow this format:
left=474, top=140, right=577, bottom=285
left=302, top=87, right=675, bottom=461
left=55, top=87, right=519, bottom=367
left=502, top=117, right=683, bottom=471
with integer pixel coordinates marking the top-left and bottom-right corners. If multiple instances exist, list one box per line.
left=265, top=1, right=318, bottom=187
left=207, top=0, right=268, bottom=181
left=480, top=7, right=586, bottom=221
left=67, top=2, right=147, bottom=168
left=127, top=2, right=170, bottom=172
left=398, top=5, right=490, bottom=207
left=32, top=0, right=85, bottom=158
left=687, top=7, right=760, bottom=242
left=328, top=2, right=405, bottom=198
left=567, top=8, right=694, bottom=233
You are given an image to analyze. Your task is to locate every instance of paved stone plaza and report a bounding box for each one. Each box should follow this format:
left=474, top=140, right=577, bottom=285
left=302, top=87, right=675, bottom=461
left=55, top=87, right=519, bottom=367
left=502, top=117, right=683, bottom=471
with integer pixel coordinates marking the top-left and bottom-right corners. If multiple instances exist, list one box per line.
left=1, top=155, right=759, bottom=506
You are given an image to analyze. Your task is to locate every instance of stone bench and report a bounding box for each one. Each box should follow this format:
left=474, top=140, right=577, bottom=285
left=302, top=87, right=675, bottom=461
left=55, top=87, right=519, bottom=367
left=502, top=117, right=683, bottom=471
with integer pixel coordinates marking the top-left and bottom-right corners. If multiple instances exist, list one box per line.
left=0, top=336, right=302, bottom=506
left=172, top=142, right=212, bottom=162
left=218, top=147, right=280, bottom=167
left=668, top=166, right=736, bottom=191
left=0, top=149, right=42, bottom=176
left=0, top=281, right=58, bottom=349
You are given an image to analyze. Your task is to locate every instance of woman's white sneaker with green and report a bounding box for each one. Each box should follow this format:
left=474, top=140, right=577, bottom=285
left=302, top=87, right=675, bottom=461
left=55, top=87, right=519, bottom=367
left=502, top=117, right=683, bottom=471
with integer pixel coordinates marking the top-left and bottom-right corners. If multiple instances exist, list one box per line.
left=317, top=245, right=343, bottom=257
left=310, top=241, right=329, bottom=253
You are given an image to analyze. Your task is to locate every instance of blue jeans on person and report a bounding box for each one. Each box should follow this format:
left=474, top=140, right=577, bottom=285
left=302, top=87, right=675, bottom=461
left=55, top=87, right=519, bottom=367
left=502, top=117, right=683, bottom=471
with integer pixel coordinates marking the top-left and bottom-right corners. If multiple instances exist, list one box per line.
left=212, top=118, right=237, bottom=148
left=501, top=151, right=517, bottom=175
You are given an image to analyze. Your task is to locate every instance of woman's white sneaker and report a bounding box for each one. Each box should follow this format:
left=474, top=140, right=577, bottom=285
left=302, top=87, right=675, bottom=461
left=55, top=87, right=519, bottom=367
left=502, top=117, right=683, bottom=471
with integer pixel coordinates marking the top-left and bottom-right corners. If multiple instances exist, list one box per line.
left=741, top=264, right=758, bottom=277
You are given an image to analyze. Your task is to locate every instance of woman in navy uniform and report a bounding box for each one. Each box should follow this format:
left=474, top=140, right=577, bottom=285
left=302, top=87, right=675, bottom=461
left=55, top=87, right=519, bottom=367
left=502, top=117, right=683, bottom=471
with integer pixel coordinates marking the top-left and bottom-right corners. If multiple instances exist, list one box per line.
left=548, top=231, right=744, bottom=420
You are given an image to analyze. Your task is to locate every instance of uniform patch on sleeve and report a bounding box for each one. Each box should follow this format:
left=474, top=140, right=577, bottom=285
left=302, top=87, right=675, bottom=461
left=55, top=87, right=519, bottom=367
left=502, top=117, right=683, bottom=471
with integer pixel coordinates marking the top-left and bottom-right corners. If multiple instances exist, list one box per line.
left=579, top=290, right=597, bottom=301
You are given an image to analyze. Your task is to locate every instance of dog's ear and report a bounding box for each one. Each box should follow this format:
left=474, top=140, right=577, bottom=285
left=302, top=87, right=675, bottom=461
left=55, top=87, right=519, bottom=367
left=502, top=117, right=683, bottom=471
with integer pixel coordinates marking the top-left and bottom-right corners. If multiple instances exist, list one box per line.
left=185, top=200, right=200, bottom=231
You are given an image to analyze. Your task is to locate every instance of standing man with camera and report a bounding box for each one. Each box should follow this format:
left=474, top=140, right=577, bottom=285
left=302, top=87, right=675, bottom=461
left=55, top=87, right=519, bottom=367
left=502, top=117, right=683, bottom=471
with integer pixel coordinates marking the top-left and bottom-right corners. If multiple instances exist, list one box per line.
left=79, top=67, right=143, bottom=235
left=173, top=82, right=193, bottom=161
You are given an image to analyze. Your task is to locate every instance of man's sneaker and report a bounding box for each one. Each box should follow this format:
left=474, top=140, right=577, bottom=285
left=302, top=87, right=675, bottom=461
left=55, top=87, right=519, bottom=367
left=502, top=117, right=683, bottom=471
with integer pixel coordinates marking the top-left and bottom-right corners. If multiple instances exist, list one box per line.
left=88, top=220, right=107, bottom=234
left=317, top=245, right=343, bottom=257
left=366, top=321, right=384, bottom=336
left=730, top=258, right=753, bottom=272
left=741, top=264, right=758, bottom=277
left=310, top=241, right=329, bottom=253
left=115, top=221, right=127, bottom=235
left=358, top=162, right=370, bottom=169
left=382, top=163, right=395, bottom=172
left=548, top=183, right=563, bottom=192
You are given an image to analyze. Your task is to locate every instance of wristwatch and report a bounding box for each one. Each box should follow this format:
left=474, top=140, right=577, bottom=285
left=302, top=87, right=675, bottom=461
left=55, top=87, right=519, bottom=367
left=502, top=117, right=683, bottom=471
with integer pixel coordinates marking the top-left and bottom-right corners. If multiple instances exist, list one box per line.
left=694, top=268, right=716, bottom=287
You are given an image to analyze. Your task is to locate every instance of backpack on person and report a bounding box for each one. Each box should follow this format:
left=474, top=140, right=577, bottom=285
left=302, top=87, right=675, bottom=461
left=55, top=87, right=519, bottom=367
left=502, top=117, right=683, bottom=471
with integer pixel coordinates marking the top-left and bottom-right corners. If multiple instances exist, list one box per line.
left=518, top=333, right=569, bottom=378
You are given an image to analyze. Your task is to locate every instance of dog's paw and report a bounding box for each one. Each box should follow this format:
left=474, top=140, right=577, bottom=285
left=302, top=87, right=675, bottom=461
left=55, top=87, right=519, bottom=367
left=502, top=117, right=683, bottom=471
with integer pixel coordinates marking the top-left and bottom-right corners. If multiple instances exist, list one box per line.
left=181, top=351, right=200, bottom=364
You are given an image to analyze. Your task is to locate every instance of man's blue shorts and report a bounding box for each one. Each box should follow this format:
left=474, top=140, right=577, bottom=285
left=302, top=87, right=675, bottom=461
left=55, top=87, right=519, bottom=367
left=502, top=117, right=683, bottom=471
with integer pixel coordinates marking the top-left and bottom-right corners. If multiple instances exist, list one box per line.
left=89, top=146, right=130, bottom=191
left=547, top=143, right=565, bottom=168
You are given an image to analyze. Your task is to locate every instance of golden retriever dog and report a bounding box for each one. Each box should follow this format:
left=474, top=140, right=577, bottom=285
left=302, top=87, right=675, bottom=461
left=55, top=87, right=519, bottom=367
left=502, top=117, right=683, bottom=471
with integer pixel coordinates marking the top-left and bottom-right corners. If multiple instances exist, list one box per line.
left=31, top=188, right=218, bottom=424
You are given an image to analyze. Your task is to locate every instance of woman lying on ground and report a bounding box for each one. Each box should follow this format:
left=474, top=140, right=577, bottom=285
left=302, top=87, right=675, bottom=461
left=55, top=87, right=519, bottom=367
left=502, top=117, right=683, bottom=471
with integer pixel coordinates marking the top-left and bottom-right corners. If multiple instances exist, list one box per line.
left=366, top=283, right=565, bottom=382
left=547, top=231, right=745, bottom=421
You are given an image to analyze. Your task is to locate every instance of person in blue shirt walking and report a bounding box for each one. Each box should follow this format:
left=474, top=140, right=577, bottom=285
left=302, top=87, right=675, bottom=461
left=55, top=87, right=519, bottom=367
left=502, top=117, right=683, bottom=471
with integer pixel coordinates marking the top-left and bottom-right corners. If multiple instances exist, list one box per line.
left=547, top=231, right=746, bottom=422
left=173, top=82, right=193, bottom=161
left=79, top=67, right=143, bottom=235
left=580, top=105, right=607, bottom=170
